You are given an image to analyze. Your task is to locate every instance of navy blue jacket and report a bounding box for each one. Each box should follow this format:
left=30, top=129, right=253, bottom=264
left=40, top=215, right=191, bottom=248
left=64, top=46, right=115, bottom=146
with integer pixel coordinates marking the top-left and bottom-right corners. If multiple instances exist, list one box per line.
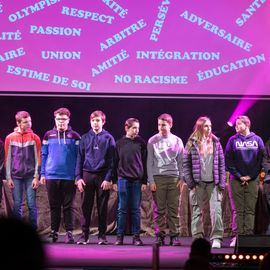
left=225, top=132, right=264, bottom=180
left=75, top=129, right=115, bottom=181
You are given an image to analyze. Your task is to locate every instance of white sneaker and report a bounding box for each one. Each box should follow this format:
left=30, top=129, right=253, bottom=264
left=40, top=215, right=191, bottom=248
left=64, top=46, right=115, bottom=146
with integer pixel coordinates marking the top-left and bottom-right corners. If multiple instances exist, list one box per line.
left=230, top=236, right=237, bottom=247
left=212, top=239, right=221, bottom=249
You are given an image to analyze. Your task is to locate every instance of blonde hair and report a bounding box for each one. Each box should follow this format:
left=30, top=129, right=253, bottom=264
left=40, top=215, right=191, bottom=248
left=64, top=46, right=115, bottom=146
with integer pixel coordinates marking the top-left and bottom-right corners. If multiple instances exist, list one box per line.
left=186, top=116, right=215, bottom=153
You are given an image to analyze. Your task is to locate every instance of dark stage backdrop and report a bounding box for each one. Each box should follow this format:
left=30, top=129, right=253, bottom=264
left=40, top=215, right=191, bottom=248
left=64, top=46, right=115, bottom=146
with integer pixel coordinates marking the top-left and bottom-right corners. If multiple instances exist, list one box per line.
left=0, top=96, right=269, bottom=145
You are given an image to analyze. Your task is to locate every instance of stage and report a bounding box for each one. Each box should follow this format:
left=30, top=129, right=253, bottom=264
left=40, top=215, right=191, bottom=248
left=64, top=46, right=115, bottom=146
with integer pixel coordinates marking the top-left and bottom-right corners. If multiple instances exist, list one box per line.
left=45, top=236, right=234, bottom=270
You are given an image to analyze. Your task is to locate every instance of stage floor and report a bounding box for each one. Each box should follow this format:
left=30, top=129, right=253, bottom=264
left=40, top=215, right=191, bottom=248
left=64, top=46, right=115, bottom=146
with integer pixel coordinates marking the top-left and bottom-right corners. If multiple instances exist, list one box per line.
left=45, top=236, right=234, bottom=270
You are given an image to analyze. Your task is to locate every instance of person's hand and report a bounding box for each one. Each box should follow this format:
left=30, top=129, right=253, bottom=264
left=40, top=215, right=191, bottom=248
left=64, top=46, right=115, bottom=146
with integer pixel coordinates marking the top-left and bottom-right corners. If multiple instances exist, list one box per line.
left=7, top=179, right=14, bottom=189
left=150, top=183, right=156, bottom=192
left=240, top=176, right=251, bottom=186
left=101, top=180, right=112, bottom=190
left=141, top=184, right=147, bottom=191
left=112, top=184, right=118, bottom=192
left=40, top=176, right=46, bottom=185
left=76, top=179, right=86, bottom=192
left=32, top=178, right=39, bottom=189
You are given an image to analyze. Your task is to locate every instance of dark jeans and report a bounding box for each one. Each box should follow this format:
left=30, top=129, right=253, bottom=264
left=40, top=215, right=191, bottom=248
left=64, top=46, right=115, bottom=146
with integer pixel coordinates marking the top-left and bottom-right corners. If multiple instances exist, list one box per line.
left=13, top=178, right=37, bottom=230
left=80, top=171, right=110, bottom=237
left=117, top=178, right=142, bottom=236
left=46, top=180, right=76, bottom=232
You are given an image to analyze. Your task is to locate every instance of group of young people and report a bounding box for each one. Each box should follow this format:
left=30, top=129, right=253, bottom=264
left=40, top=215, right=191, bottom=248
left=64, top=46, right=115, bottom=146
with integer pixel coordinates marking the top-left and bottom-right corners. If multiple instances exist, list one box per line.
left=0, top=108, right=269, bottom=250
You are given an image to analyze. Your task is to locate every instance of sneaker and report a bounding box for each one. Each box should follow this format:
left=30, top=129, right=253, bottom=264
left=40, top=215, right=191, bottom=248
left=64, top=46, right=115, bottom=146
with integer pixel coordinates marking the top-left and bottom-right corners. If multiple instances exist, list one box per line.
left=98, top=235, right=108, bottom=245
left=48, top=230, right=58, bottom=243
left=170, top=236, right=181, bottom=246
left=133, top=235, right=143, bottom=246
left=76, top=233, right=89, bottom=245
left=155, top=235, right=165, bottom=246
left=212, top=239, right=221, bottom=249
left=65, top=231, right=74, bottom=244
left=230, top=236, right=237, bottom=248
left=115, top=235, right=124, bottom=245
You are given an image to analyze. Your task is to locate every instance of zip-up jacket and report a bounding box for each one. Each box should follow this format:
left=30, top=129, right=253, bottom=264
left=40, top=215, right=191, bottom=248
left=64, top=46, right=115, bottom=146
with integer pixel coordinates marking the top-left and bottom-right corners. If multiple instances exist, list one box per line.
left=225, top=132, right=264, bottom=180
left=41, top=126, right=80, bottom=180
left=5, top=128, right=41, bottom=180
left=183, top=135, right=226, bottom=190
left=75, top=129, right=116, bottom=181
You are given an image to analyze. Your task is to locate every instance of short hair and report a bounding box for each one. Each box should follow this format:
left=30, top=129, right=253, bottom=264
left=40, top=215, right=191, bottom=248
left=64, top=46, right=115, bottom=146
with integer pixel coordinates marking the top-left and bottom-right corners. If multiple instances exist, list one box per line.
left=54, top=107, right=71, bottom=117
left=158, top=113, right=173, bottom=126
left=189, top=238, right=212, bottom=261
left=90, top=110, right=106, bottom=123
left=236, top=115, right=251, bottom=128
left=15, top=111, right=30, bottom=123
left=125, top=118, right=139, bottom=129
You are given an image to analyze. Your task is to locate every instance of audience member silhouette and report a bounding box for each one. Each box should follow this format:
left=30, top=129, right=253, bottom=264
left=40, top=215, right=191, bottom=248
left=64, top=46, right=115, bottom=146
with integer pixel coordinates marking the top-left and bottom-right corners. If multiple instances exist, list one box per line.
left=0, top=217, right=46, bottom=270
left=184, top=238, right=213, bottom=270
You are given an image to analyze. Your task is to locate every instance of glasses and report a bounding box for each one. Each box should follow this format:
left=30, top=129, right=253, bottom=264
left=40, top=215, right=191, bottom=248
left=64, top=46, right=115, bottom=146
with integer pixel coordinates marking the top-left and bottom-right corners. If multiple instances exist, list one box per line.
left=55, top=118, right=69, bottom=121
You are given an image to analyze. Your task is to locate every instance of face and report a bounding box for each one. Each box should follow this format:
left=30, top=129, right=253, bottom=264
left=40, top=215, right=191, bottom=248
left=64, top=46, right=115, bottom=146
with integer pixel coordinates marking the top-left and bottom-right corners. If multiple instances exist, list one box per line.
left=126, top=122, right=139, bottom=139
left=55, top=113, right=69, bottom=132
left=91, top=116, right=104, bottom=133
left=158, top=119, right=171, bottom=136
left=202, top=120, right=212, bottom=138
left=235, top=119, right=249, bottom=135
left=17, top=117, right=32, bottom=132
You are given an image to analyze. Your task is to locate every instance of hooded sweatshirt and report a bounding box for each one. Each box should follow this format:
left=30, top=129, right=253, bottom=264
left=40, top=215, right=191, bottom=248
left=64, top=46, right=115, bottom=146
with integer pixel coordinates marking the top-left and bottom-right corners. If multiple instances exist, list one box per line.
left=75, top=129, right=116, bottom=181
left=225, top=132, right=264, bottom=180
left=41, top=126, right=80, bottom=180
left=5, top=127, right=41, bottom=180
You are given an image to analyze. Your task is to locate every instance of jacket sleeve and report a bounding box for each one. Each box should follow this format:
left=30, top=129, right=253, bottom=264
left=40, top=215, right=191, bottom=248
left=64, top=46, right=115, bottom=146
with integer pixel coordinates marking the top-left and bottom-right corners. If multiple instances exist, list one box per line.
left=251, top=137, right=264, bottom=179
left=4, top=136, right=12, bottom=180
left=176, top=138, right=184, bottom=180
left=41, top=133, right=48, bottom=177
left=0, top=140, right=4, bottom=181
left=183, top=147, right=196, bottom=189
left=104, top=135, right=116, bottom=181
left=262, top=139, right=270, bottom=174
left=34, top=134, right=41, bottom=178
left=75, top=137, right=85, bottom=180
left=146, top=142, right=155, bottom=184
left=225, top=138, right=242, bottom=179
left=141, top=140, right=148, bottom=185
left=218, top=142, right=226, bottom=190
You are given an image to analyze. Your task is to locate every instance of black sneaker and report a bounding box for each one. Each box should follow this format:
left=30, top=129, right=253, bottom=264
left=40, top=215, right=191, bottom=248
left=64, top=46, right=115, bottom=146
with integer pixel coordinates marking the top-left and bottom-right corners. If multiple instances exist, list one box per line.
left=115, top=235, right=124, bottom=245
left=98, top=235, right=108, bottom=245
left=170, top=236, right=181, bottom=246
left=48, top=230, right=58, bottom=243
left=76, top=233, right=89, bottom=245
left=155, top=235, right=165, bottom=246
left=65, top=231, right=75, bottom=244
left=133, top=235, right=143, bottom=246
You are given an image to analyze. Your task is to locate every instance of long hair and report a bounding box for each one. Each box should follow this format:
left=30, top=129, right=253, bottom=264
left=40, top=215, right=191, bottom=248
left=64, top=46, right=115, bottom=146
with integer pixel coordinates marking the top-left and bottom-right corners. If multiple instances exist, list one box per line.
left=186, top=116, right=214, bottom=152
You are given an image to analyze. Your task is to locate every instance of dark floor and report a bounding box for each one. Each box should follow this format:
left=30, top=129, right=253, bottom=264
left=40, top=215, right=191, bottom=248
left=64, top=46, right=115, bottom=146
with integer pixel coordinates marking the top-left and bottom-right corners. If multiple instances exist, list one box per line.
left=44, top=236, right=245, bottom=270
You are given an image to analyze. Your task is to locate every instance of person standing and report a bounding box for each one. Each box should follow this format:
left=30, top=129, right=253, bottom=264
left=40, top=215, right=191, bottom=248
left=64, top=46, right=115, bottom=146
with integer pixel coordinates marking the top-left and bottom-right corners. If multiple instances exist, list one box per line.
left=113, top=118, right=147, bottom=246
left=0, top=139, right=4, bottom=207
left=262, top=137, right=270, bottom=234
left=183, top=116, right=226, bottom=249
left=76, top=110, right=115, bottom=245
left=225, top=115, right=264, bottom=247
left=40, top=107, right=80, bottom=243
left=147, top=113, right=184, bottom=246
left=5, top=111, right=41, bottom=229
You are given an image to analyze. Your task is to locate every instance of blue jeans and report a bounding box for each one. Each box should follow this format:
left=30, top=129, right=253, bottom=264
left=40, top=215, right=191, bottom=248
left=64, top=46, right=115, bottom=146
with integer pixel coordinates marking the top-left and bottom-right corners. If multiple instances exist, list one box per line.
left=13, top=178, right=37, bottom=229
left=117, top=178, right=142, bottom=236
